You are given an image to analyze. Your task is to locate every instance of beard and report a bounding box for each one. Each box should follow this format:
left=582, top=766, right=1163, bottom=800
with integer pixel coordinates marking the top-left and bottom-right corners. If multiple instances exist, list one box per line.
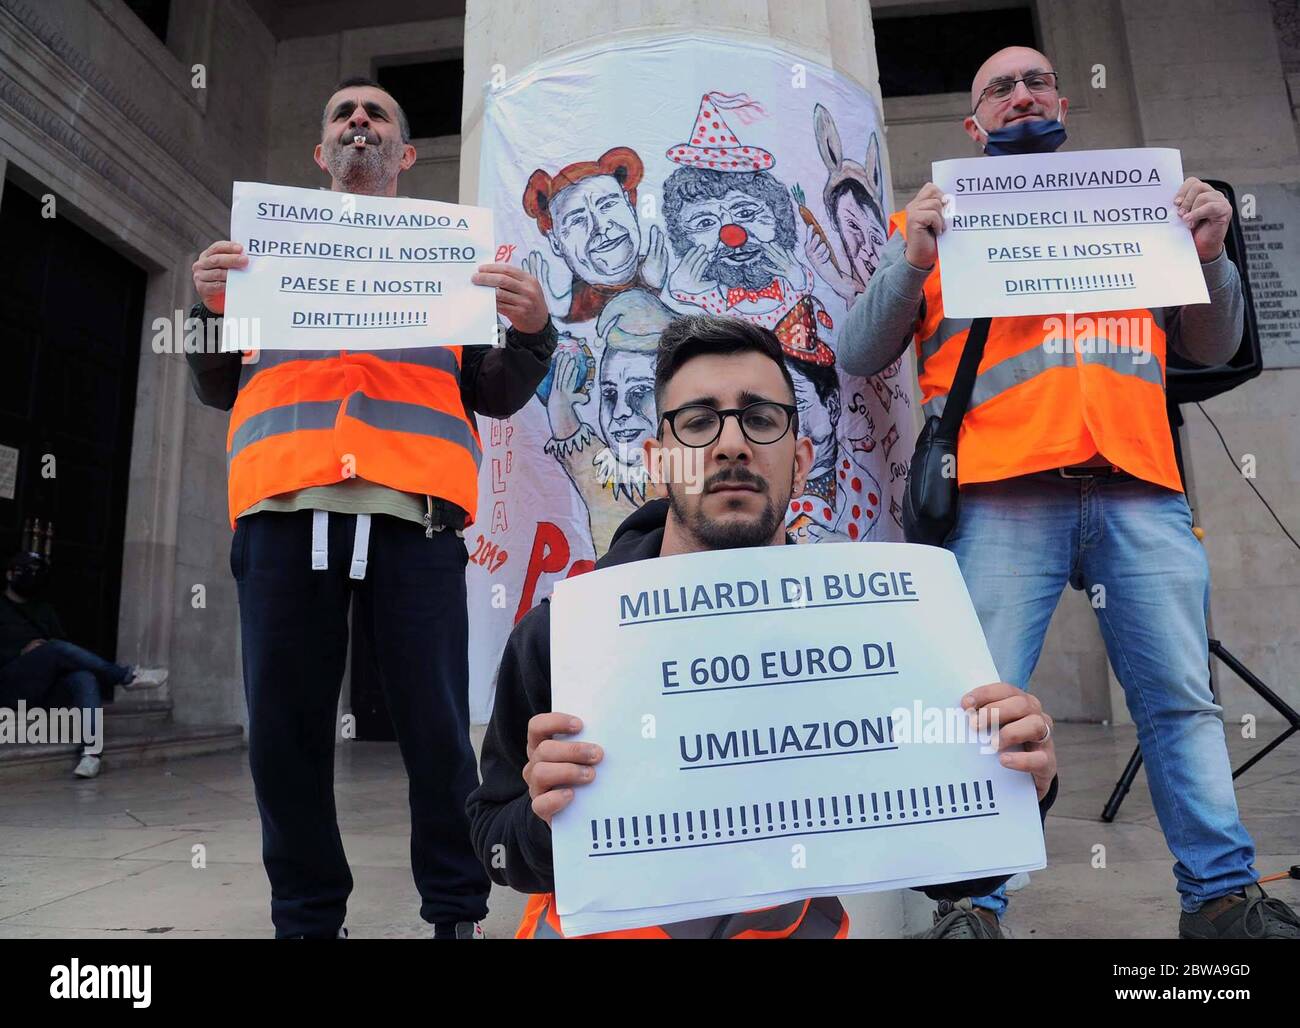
left=668, top=465, right=785, bottom=550
left=321, top=129, right=405, bottom=193
left=707, top=245, right=779, bottom=290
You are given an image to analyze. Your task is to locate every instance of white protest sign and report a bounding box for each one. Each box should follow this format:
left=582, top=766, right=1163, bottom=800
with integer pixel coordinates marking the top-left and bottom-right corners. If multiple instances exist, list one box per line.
left=222, top=181, right=496, bottom=350
left=933, top=147, right=1209, bottom=318
left=550, top=541, right=1045, bottom=936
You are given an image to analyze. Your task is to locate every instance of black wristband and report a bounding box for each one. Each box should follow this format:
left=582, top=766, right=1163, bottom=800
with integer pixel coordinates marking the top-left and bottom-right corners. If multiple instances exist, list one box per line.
left=189, top=300, right=219, bottom=322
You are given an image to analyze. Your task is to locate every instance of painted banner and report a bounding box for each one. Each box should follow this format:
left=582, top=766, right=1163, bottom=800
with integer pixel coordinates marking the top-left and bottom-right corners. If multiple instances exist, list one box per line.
left=468, top=35, right=915, bottom=722
left=223, top=181, right=496, bottom=350
left=549, top=542, right=1045, bottom=935
left=932, top=148, right=1209, bottom=318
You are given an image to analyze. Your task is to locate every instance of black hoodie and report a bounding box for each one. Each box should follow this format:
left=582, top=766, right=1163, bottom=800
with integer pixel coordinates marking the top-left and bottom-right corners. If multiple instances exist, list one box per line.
left=467, top=499, right=1058, bottom=918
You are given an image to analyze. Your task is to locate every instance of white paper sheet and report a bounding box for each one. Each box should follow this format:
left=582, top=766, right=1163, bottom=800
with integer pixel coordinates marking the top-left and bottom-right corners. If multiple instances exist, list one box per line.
left=550, top=541, right=1046, bottom=936
left=222, top=181, right=496, bottom=350
left=932, top=147, right=1209, bottom=318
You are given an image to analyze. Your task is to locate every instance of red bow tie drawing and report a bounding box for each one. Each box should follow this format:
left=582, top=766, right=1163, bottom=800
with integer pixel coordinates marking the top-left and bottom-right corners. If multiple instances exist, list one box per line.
left=726, top=280, right=783, bottom=308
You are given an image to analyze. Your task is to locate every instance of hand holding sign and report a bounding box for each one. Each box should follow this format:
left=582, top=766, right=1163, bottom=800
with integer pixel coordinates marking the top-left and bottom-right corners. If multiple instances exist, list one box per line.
left=1174, top=176, right=1232, bottom=262
left=903, top=182, right=947, bottom=271
left=524, top=712, right=604, bottom=825
left=192, top=241, right=249, bottom=314
left=962, top=682, right=1056, bottom=799
left=470, top=263, right=550, bottom=334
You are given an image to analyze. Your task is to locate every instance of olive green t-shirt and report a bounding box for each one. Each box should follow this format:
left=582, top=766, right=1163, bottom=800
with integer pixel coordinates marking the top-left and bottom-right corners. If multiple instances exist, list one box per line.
left=238, top=478, right=427, bottom=526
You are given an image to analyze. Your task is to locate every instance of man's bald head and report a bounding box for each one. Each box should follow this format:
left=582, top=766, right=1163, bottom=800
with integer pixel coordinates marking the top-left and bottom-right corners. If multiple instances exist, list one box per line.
left=970, top=47, right=1056, bottom=110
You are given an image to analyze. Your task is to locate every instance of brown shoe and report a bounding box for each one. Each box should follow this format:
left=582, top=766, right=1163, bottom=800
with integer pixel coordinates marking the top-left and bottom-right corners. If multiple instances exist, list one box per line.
left=922, top=898, right=1004, bottom=939
left=1179, top=884, right=1300, bottom=939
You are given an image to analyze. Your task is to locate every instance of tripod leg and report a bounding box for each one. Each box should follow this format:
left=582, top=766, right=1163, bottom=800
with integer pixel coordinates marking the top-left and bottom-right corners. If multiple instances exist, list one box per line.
left=1101, top=745, right=1144, bottom=822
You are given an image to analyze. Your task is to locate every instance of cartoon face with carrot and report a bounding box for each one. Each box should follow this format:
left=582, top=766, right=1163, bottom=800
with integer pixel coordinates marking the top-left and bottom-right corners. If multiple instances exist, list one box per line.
left=802, top=103, right=888, bottom=306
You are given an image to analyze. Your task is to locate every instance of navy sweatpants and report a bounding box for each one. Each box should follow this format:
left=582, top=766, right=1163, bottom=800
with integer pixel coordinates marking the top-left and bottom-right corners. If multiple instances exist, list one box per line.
left=231, top=509, right=490, bottom=937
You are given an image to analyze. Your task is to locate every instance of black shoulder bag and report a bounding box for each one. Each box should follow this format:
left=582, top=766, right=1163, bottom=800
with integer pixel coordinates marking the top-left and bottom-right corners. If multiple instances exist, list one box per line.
left=902, top=317, right=991, bottom=546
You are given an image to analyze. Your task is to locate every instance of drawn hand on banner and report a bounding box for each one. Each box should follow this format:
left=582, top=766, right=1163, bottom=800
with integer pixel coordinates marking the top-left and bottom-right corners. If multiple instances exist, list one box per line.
left=472, top=263, right=550, bottom=334
left=760, top=238, right=810, bottom=292
left=666, top=243, right=714, bottom=299
left=962, top=682, right=1057, bottom=801
left=546, top=351, right=589, bottom=439
left=522, top=250, right=570, bottom=317
left=1174, top=177, right=1232, bottom=262
left=524, top=712, right=603, bottom=825
left=804, top=227, right=859, bottom=304
left=192, top=240, right=248, bottom=314
left=903, top=182, right=946, bottom=271
left=641, top=224, right=670, bottom=291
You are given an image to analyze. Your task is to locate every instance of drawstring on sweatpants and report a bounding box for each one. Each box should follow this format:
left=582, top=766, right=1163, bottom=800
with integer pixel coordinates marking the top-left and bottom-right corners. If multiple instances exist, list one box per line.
left=308, top=511, right=373, bottom=580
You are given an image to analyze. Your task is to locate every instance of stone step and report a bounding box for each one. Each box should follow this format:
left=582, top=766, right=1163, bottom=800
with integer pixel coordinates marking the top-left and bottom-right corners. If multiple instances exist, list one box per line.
left=104, top=697, right=172, bottom=734
left=0, top=722, right=245, bottom=780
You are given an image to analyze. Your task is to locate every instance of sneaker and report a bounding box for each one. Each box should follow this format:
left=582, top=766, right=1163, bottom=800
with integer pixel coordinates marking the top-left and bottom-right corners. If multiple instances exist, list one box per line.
left=123, top=666, right=168, bottom=690
left=434, top=921, right=485, bottom=939
left=922, top=898, right=1004, bottom=939
left=73, top=754, right=101, bottom=778
left=1179, top=884, right=1300, bottom=939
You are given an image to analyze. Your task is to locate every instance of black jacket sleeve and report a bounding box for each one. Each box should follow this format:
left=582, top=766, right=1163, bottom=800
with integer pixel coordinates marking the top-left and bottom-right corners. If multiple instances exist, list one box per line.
left=185, top=350, right=242, bottom=411
left=466, top=602, right=559, bottom=894
left=459, top=319, right=557, bottom=420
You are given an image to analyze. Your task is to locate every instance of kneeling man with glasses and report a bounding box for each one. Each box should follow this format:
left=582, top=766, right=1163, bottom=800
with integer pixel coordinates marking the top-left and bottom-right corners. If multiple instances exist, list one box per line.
left=468, top=313, right=1059, bottom=939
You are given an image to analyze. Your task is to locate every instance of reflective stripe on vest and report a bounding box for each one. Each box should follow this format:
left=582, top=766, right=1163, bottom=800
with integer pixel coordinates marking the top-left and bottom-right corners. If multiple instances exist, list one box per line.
left=225, top=349, right=480, bottom=526
left=517, top=892, right=849, bottom=939
left=922, top=337, right=1166, bottom=419
left=888, top=209, right=1182, bottom=491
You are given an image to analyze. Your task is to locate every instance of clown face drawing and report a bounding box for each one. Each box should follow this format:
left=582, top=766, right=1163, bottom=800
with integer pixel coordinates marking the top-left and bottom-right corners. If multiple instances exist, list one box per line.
left=542, top=289, right=675, bottom=556
left=659, top=93, right=818, bottom=333
left=522, top=147, right=669, bottom=324
left=802, top=103, right=888, bottom=306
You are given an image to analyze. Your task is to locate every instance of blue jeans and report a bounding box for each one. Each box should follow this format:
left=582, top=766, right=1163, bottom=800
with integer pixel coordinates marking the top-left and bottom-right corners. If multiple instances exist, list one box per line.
left=946, top=472, right=1257, bottom=917
left=0, top=639, right=130, bottom=747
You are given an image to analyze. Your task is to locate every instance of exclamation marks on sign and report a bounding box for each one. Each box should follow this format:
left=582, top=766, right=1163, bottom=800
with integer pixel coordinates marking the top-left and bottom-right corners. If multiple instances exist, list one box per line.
left=766, top=802, right=774, bottom=833
left=986, top=779, right=996, bottom=809
left=1120, top=272, right=1134, bottom=287
left=686, top=810, right=694, bottom=841
left=617, top=816, right=626, bottom=847
left=713, top=808, right=721, bottom=838
left=591, top=819, right=599, bottom=851
left=673, top=812, right=681, bottom=842
left=974, top=780, right=983, bottom=810
left=753, top=803, right=761, bottom=834
left=883, top=791, right=891, bottom=820
left=896, top=789, right=906, bottom=820
left=660, top=813, right=668, bottom=844
left=778, top=800, right=786, bottom=830
left=604, top=817, right=612, bottom=849
left=870, top=792, right=878, bottom=822
left=923, top=787, right=931, bottom=816
left=726, top=807, right=734, bottom=837
left=948, top=784, right=957, bottom=808
left=739, top=805, right=747, bottom=835
left=631, top=815, right=639, bottom=846
left=805, top=798, right=814, bottom=825
left=961, top=783, right=970, bottom=811
left=818, top=797, right=827, bottom=826
left=910, top=788, right=919, bottom=818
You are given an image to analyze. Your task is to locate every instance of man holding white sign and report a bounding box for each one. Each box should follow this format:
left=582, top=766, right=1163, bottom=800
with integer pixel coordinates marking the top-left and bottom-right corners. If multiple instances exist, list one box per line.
left=469, top=315, right=1059, bottom=939
left=839, top=47, right=1298, bottom=939
left=184, top=77, right=556, bottom=939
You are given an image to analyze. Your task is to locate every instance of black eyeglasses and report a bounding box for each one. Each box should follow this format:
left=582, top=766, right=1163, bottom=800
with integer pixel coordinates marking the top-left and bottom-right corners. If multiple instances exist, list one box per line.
left=659, top=402, right=797, bottom=448
left=972, top=71, right=1059, bottom=112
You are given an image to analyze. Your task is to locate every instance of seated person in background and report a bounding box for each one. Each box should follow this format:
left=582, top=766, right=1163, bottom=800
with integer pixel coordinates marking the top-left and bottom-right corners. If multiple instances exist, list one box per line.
left=468, top=314, right=1059, bottom=939
left=0, top=553, right=167, bottom=778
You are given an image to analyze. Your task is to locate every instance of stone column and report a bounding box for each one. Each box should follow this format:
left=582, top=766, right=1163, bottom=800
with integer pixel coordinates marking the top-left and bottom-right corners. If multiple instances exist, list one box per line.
left=459, top=0, right=926, bottom=940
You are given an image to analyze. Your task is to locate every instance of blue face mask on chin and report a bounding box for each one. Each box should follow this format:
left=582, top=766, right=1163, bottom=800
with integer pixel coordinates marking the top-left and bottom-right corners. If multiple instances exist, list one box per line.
left=975, top=108, right=1067, bottom=156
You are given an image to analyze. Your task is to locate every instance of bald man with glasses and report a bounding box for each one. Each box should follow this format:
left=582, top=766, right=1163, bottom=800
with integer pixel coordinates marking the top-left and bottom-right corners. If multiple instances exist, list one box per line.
left=837, top=46, right=1298, bottom=939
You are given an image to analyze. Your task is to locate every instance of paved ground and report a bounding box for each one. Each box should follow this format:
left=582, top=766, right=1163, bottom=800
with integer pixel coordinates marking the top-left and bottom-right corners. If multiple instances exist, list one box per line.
left=0, top=723, right=1295, bottom=938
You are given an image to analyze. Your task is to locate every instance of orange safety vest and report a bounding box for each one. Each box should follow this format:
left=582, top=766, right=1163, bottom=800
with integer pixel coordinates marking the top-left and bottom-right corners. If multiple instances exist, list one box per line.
left=890, top=211, right=1182, bottom=492
left=225, top=347, right=482, bottom=527
left=516, top=892, right=849, bottom=939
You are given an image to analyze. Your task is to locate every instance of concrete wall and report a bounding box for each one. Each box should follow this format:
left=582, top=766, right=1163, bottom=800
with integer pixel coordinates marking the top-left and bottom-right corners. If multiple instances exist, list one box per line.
left=0, top=0, right=276, bottom=729
left=876, top=0, right=1300, bottom=724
